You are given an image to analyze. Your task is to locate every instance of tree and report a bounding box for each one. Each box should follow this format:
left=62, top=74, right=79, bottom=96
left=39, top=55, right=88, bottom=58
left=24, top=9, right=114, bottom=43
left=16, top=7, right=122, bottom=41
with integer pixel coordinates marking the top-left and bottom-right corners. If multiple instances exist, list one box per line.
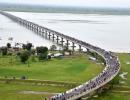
left=36, top=46, right=48, bottom=54
left=31, top=49, right=36, bottom=55
left=22, top=44, right=26, bottom=50
left=1, top=47, right=7, bottom=56
left=19, top=50, right=30, bottom=63
left=22, top=43, right=33, bottom=51
left=36, top=46, right=48, bottom=60
left=50, top=45, right=57, bottom=51
left=48, top=55, right=51, bottom=60
left=26, top=43, right=33, bottom=51
left=7, top=43, right=11, bottom=48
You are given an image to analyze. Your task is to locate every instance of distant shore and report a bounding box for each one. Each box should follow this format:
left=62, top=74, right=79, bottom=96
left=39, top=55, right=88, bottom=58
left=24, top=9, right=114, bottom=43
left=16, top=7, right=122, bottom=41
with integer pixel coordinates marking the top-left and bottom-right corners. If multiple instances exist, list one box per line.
left=0, top=3, right=130, bottom=15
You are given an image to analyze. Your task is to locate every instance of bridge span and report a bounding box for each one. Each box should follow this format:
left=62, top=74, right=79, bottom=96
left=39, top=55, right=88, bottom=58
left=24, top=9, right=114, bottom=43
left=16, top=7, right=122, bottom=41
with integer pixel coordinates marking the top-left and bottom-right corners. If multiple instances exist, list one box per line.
left=0, top=11, right=120, bottom=100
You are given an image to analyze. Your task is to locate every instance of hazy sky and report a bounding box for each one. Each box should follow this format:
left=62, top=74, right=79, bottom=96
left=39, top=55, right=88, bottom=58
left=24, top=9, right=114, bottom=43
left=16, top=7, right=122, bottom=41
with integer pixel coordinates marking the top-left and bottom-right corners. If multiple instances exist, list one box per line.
left=0, top=0, right=130, bottom=8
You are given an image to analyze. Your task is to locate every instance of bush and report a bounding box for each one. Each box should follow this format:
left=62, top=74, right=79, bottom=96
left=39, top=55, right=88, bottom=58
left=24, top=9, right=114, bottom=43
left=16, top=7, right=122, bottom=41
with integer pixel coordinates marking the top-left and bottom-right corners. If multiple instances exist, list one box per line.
left=26, top=43, right=33, bottom=51
left=36, top=46, right=48, bottom=60
left=19, top=50, right=30, bottom=63
left=48, top=55, right=51, bottom=60
left=1, top=47, right=7, bottom=56
left=22, top=43, right=33, bottom=51
left=30, top=55, right=37, bottom=62
left=7, top=43, right=11, bottom=48
left=36, top=46, right=48, bottom=54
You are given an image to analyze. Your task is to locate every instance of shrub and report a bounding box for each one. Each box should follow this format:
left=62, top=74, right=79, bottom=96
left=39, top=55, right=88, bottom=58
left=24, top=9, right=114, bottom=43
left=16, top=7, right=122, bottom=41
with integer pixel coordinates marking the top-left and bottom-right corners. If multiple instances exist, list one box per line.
left=7, top=43, right=11, bottom=48
left=36, top=46, right=48, bottom=60
left=1, top=47, right=7, bottom=56
left=19, top=50, right=30, bottom=63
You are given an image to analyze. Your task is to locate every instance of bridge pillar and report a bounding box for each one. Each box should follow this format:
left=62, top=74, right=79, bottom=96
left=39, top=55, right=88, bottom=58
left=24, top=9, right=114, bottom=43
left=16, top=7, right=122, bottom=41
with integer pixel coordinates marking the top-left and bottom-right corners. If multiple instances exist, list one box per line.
left=22, top=21, right=24, bottom=26
left=41, top=29, right=45, bottom=37
left=35, top=26, right=38, bottom=33
left=33, top=25, right=35, bottom=31
left=27, top=23, right=29, bottom=28
left=71, top=42, right=76, bottom=52
left=31, top=25, right=34, bottom=31
left=79, top=45, right=83, bottom=52
left=66, top=40, right=69, bottom=50
left=52, top=34, right=55, bottom=42
left=34, top=25, right=36, bottom=32
left=86, top=48, right=90, bottom=52
left=56, top=36, right=60, bottom=44
left=27, top=23, right=29, bottom=29
left=25, top=22, right=27, bottom=27
left=37, top=27, right=39, bottom=34
left=30, top=24, right=33, bottom=30
left=37, top=27, right=40, bottom=34
left=60, top=38, right=65, bottom=46
left=33, top=25, right=36, bottom=31
left=39, top=27, right=42, bottom=35
left=48, top=32, right=51, bottom=40
left=45, top=30, right=48, bottom=38
left=28, top=23, right=31, bottom=29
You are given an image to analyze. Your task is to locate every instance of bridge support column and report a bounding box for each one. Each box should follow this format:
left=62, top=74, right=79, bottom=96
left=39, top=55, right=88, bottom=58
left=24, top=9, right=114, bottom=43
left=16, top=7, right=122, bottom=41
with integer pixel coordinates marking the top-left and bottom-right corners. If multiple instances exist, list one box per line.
left=28, top=22, right=30, bottom=29
left=72, top=42, right=76, bottom=52
left=79, top=45, right=82, bottom=52
left=45, top=30, right=48, bottom=38
left=56, top=36, right=60, bottom=44
left=60, top=38, right=64, bottom=46
left=86, top=48, right=90, bottom=52
left=27, top=23, right=29, bottom=28
left=52, top=34, right=55, bottom=42
left=31, top=24, right=33, bottom=30
left=33, top=25, right=36, bottom=31
left=66, top=40, right=69, bottom=50
left=31, top=25, right=33, bottom=30
left=41, top=29, right=45, bottom=37
left=48, top=32, right=51, bottom=40
left=36, top=27, right=39, bottom=33
left=34, top=26, right=36, bottom=32
left=38, top=27, right=40, bottom=34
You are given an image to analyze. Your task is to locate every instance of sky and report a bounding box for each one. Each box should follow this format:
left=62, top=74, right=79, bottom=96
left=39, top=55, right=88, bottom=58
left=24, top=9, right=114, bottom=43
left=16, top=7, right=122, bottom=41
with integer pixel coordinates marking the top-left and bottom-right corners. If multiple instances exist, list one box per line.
left=0, top=0, right=130, bottom=8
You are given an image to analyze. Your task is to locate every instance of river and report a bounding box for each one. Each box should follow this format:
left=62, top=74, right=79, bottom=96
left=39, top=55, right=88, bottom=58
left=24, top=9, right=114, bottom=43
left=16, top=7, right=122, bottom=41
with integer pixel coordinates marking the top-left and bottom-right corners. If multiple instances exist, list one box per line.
left=0, top=11, right=130, bottom=52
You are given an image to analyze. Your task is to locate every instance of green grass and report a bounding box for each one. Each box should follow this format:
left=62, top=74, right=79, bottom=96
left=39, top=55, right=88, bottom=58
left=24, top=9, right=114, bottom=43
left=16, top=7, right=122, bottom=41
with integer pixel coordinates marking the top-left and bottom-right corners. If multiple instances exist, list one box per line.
left=0, top=53, right=103, bottom=100
left=0, top=54, right=103, bottom=83
left=0, top=83, right=69, bottom=100
left=2, top=53, right=130, bottom=100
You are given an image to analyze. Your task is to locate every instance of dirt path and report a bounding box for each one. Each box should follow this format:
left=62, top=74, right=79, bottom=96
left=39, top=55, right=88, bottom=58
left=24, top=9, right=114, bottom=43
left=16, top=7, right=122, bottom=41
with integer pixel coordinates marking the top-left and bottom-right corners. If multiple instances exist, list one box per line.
left=19, top=91, right=59, bottom=95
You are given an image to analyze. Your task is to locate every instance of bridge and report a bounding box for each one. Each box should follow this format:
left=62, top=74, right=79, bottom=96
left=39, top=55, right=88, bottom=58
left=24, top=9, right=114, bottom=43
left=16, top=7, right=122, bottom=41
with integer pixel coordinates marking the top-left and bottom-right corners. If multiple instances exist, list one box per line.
left=0, top=11, right=120, bottom=100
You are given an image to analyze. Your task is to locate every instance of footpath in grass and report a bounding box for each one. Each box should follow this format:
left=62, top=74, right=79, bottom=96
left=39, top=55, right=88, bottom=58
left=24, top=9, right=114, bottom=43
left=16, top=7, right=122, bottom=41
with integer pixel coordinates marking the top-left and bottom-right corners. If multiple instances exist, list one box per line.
left=0, top=83, right=70, bottom=100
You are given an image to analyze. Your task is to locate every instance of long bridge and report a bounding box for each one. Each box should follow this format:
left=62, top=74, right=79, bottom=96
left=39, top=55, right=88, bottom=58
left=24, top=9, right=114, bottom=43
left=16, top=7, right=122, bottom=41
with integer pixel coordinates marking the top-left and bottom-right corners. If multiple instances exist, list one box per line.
left=0, top=11, right=120, bottom=100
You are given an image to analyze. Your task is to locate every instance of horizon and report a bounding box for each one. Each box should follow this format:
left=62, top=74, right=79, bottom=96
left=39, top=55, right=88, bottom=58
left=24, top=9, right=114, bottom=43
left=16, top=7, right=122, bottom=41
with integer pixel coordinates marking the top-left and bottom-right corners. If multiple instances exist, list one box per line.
left=0, top=0, right=130, bottom=8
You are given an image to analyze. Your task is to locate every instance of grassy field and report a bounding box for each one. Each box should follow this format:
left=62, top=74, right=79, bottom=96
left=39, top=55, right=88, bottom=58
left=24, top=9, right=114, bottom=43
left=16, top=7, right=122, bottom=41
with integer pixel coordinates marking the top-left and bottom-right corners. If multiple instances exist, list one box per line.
left=0, top=83, right=69, bottom=100
left=0, top=53, right=103, bottom=100
left=1, top=53, right=130, bottom=100
left=0, top=54, right=103, bottom=82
